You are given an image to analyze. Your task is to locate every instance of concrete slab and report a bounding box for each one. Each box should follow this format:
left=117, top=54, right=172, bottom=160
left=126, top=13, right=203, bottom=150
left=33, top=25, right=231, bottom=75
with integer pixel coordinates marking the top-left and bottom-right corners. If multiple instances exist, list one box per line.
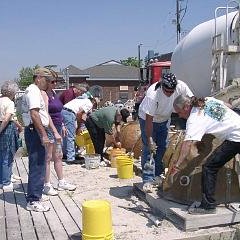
left=133, top=182, right=240, bottom=232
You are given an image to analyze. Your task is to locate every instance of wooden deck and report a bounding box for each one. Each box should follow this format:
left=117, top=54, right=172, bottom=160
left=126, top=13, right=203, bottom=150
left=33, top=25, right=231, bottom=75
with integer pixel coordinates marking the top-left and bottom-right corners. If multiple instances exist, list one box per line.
left=0, top=155, right=82, bottom=240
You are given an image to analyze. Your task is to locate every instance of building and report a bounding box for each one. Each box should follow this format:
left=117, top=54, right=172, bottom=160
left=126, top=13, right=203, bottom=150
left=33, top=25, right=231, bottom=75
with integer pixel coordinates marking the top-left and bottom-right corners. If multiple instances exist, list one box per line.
left=63, top=60, right=140, bottom=105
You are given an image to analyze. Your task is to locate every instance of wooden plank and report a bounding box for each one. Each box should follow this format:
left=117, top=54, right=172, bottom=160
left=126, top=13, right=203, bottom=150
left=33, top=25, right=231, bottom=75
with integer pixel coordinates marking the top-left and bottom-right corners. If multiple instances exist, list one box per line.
left=14, top=158, right=38, bottom=240
left=50, top=168, right=82, bottom=230
left=49, top=193, right=80, bottom=238
left=4, top=189, right=22, bottom=240
left=4, top=160, right=23, bottom=240
left=20, top=157, right=54, bottom=240
left=58, top=191, right=82, bottom=230
left=0, top=189, right=7, bottom=240
left=44, top=205, right=69, bottom=240
left=22, top=156, right=77, bottom=239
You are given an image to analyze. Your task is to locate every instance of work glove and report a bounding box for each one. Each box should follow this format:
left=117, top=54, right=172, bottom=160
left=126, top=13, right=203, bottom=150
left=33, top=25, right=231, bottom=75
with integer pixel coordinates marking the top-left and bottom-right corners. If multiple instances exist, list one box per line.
left=148, top=137, right=157, bottom=154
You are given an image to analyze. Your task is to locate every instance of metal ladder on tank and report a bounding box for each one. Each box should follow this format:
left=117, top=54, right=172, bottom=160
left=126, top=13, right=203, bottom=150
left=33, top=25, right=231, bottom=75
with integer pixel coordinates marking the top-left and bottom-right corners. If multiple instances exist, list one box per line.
left=211, top=0, right=240, bottom=94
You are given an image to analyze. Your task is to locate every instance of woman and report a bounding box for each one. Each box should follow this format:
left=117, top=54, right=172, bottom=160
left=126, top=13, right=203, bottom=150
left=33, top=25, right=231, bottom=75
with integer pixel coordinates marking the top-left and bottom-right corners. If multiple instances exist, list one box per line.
left=42, top=78, right=76, bottom=196
left=0, top=80, right=19, bottom=190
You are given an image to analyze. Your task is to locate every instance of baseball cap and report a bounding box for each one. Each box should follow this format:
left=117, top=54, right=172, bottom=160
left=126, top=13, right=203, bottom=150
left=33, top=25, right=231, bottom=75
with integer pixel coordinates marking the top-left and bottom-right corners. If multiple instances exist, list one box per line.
left=34, top=67, right=58, bottom=79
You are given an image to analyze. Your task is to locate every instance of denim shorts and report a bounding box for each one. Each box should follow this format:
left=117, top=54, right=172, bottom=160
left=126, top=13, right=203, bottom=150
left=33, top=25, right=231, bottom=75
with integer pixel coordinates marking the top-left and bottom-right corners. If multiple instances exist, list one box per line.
left=45, top=125, right=62, bottom=143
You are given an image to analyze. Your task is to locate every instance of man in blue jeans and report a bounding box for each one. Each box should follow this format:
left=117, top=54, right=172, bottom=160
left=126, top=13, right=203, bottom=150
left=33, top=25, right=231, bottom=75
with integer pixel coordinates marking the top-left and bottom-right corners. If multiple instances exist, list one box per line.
left=22, top=67, right=61, bottom=212
left=138, top=73, right=193, bottom=192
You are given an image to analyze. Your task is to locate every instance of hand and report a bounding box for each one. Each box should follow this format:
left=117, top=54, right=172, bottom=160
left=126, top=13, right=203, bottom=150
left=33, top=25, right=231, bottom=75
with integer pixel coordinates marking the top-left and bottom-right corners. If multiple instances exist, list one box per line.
left=17, top=125, right=23, bottom=133
left=76, top=127, right=83, bottom=135
left=168, top=164, right=181, bottom=184
left=148, top=137, right=157, bottom=154
left=54, top=132, right=62, bottom=143
left=41, top=135, right=50, bottom=146
left=62, top=125, right=67, bottom=137
left=115, top=141, right=122, bottom=148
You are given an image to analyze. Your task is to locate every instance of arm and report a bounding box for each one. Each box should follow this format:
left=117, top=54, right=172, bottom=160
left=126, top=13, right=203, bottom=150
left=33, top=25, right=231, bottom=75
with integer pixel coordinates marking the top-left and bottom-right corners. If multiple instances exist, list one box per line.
left=42, top=91, right=62, bottom=143
left=174, top=140, right=193, bottom=168
left=13, top=119, right=23, bottom=133
left=0, top=113, right=12, bottom=134
left=145, top=113, right=154, bottom=147
left=30, top=108, right=49, bottom=145
left=168, top=140, right=196, bottom=181
left=113, top=124, right=121, bottom=148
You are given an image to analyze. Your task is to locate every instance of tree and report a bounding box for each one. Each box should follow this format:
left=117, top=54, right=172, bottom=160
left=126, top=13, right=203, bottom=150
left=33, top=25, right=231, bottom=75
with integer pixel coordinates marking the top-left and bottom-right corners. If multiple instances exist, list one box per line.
left=120, top=57, right=142, bottom=67
left=17, top=65, right=40, bottom=90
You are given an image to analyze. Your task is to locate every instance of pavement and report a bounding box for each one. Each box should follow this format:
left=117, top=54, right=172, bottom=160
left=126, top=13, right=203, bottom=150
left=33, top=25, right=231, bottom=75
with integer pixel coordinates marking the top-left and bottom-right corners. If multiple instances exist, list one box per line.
left=58, top=158, right=240, bottom=240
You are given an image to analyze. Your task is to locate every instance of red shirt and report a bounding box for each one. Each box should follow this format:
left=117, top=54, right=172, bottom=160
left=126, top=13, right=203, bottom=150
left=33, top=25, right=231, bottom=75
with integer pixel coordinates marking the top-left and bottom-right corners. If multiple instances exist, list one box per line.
left=59, top=87, right=76, bottom=105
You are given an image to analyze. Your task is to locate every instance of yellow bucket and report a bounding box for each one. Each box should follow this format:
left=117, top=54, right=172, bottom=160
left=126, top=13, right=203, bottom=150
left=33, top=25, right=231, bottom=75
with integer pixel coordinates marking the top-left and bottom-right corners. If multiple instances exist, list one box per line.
left=86, top=143, right=95, bottom=154
left=82, top=200, right=113, bottom=240
left=111, top=153, right=127, bottom=168
left=76, top=130, right=92, bottom=147
left=109, top=148, right=126, bottom=168
left=116, top=156, right=134, bottom=179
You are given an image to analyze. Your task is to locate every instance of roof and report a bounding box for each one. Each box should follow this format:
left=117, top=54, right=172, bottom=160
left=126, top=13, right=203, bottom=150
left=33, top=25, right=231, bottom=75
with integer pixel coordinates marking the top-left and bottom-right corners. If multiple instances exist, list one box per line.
left=84, top=60, right=139, bottom=81
left=65, top=65, right=90, bottom=77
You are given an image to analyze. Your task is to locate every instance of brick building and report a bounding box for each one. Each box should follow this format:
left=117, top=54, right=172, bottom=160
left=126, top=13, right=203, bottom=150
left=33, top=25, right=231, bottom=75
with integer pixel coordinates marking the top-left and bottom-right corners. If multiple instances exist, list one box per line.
left=63, top=60, right=139, bottom=105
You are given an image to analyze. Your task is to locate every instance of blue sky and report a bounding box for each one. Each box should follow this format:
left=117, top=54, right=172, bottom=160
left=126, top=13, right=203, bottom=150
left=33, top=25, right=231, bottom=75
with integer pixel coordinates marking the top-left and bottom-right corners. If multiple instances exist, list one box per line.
left=0, top=0, right=232, bottom=83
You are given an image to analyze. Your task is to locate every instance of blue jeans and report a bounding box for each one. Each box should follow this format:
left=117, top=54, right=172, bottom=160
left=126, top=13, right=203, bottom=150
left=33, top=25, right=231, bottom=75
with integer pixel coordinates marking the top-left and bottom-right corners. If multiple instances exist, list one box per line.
left=0, top=122, right=18, bottom=186
left=139, top=118, right=168, bottom=183
left=25, top=126, right=46, bottom=202
left=0, top=151, right=13, bottom=186
left=61, top=110, right=76, bottom=161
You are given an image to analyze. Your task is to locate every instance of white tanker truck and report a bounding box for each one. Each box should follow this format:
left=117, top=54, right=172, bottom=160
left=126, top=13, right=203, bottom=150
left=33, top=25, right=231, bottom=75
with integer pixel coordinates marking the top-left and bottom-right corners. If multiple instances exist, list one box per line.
left=171, top=1, right=240, bottom=98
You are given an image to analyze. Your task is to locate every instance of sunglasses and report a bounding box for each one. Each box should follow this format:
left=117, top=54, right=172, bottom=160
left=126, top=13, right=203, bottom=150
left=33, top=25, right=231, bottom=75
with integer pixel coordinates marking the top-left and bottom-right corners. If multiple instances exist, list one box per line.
left=163, top=87, right=174, bottom=94
left=50, top=80, right=57, bottom=84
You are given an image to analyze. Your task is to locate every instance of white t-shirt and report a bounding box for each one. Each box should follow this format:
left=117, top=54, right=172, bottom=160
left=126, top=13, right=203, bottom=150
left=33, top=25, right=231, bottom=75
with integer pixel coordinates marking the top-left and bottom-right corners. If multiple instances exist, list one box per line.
left=63, top=98, right=93, bottom=114
left=185, top=97, right=240, bottom=142
left=138, top=80, right=193, bottom=123
left=22, top=84, right=49, bottom=127
left=0, top=96, right=15, bottom=121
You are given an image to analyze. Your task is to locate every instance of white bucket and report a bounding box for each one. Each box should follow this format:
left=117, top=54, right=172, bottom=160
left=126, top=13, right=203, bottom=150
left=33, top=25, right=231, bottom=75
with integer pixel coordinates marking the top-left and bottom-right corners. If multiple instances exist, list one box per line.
left=85, top=154, right=101, bottom=169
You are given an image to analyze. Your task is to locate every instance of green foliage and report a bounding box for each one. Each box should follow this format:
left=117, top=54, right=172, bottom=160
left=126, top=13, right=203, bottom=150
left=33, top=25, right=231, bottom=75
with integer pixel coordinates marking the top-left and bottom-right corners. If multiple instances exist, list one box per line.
left=120, top=57, right=141, bottom=67
left=17, top=65, right=40, bottom=90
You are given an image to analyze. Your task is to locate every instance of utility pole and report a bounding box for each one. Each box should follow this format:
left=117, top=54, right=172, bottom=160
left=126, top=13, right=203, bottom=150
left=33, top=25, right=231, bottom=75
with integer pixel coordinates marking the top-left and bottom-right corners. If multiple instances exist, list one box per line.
left=138, top=43, right=143, bottom=81
left=65, top=67, right=69, bottom=89
left=176, top=0, right=181, bottom=44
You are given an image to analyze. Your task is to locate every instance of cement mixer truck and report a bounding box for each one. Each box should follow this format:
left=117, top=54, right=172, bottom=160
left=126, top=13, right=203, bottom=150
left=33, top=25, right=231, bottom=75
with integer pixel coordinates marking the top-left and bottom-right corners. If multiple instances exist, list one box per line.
left=171, top=1, right=240, bottom=97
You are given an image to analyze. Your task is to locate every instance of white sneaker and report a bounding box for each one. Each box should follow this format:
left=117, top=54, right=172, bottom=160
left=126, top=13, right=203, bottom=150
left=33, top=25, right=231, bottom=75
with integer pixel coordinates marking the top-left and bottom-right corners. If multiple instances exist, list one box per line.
left=40, top=194, right=50, bottom=202
left=143, top=182, right=154, bottom=193
left=26, top=201, right=50, bottom=212
left=57, top=180, right=76, bottom=191
left=3, top=182, right=13, bottom=191
left=43, top=184, right=58, bottom=196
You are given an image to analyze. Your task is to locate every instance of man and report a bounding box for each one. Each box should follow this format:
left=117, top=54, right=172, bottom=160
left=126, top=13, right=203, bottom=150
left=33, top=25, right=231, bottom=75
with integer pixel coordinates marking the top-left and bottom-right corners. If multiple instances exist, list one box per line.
left=61, top=96, right=93, bottom=164
left=21, top=67, right=62, bottom=212
left=171, top=95, right=240, bottom=214
left=59, top=83, right=88, bottom=105
left=138, top=73, right=193, bottom=192
left=85, top=106, right=130, bottom=166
